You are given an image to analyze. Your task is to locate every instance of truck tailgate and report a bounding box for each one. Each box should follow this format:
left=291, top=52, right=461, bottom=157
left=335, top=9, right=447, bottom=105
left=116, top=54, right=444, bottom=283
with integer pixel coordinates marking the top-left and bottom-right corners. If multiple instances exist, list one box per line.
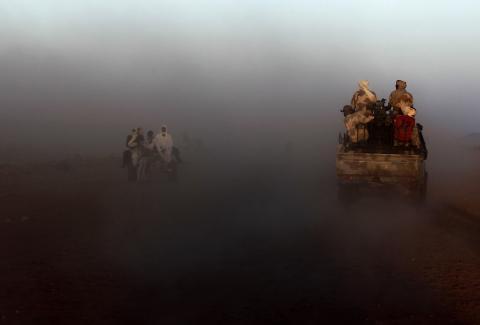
left=336, top=147, right=425, bottom=184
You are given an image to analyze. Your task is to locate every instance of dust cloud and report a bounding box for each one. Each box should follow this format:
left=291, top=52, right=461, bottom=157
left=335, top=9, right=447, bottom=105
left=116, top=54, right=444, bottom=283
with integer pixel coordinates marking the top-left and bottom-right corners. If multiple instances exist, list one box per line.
left=1, top=1, right=480, bottom=324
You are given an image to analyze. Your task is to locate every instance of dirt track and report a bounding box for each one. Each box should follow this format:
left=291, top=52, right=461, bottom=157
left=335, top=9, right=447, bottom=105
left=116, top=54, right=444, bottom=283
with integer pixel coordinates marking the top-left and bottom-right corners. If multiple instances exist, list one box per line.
left=1, top=149, right=479, bottom=324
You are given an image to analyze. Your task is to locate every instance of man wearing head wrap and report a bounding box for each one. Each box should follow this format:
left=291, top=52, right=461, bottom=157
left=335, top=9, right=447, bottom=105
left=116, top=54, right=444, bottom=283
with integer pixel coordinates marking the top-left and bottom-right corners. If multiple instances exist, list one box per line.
left=388, top=80, right=414, bottom=113
left=351, top=80, right=378, bottom=111
left=344, top=109, right=375, bottom=143
left=153, top=125, right=174, bottom=168
left=127, top=127, right=144, bottom=167
left=123, top=127, right=145, bottom=181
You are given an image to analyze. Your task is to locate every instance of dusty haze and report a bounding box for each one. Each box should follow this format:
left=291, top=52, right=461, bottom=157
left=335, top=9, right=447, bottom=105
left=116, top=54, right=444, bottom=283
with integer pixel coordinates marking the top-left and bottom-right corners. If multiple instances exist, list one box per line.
left=1, top=0, right=479, bottom=162
left=2, top=2, right=480, bottom=323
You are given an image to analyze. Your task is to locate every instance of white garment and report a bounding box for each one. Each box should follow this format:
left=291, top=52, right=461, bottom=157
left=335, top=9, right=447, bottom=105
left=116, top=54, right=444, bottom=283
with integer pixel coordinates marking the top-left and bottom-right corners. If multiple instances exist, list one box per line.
left=400, top=105, right=416, bottom=117
left=344, top=110, right=374, bottom=143
left=154, top=132, right=173, bottom=163
left=358, top=80, right=376, bottom=103
left=127, top=133, right=139, bottom=148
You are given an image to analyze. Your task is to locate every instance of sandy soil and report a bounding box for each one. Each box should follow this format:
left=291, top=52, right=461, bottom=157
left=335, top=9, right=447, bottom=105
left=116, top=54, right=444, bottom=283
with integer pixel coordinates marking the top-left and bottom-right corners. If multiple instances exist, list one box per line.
left=1, top=148, right=479, bottom=324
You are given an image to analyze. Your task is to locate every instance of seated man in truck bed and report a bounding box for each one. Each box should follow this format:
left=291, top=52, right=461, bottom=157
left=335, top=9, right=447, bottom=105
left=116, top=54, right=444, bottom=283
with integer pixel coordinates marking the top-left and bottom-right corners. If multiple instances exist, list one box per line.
left=344, top=107, right=375, bottom=143
left=394, top=103, right=421, bottom=148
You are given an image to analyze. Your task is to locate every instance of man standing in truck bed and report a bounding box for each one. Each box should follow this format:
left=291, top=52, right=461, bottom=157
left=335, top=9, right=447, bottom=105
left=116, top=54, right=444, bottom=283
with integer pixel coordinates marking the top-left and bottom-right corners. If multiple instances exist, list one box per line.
left=351, top=80, right=378, bottom=111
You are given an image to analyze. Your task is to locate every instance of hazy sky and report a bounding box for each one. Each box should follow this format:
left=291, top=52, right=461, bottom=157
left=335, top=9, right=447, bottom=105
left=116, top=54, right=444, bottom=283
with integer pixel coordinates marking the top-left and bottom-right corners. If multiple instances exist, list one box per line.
left=1, top=1, right=479, bottom=159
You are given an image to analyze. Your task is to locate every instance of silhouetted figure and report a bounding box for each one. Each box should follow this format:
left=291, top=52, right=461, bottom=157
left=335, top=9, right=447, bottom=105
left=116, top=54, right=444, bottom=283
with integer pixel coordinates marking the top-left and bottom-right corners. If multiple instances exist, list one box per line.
left=153, top=125, right=174, bottom=171
left=124, top=127, right=144, bottom=182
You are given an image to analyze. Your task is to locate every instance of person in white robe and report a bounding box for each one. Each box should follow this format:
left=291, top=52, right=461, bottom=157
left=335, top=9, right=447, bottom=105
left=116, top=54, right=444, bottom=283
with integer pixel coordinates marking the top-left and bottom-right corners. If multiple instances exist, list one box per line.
left=351, top=80, right=377, bottom=111
left=153, top=125, right=174, bottom=167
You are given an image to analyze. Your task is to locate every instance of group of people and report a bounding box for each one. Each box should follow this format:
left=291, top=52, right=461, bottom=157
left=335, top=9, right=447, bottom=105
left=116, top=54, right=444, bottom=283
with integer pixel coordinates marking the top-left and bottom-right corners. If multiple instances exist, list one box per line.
left=123, top=125, right=180, bottom=182
left=344, top=79, right=420, bottom=147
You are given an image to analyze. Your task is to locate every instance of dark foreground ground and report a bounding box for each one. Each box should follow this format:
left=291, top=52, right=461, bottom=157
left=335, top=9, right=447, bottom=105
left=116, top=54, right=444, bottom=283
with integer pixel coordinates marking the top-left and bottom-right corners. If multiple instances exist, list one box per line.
left=1, top=147, right=480, bottom=324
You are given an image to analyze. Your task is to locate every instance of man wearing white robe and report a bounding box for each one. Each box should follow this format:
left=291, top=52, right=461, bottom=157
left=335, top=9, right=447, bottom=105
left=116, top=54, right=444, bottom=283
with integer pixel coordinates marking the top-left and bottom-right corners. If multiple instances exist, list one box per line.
left=154, top=125, right=174, bottom=166
left=351, top=80, right=377, bottom=111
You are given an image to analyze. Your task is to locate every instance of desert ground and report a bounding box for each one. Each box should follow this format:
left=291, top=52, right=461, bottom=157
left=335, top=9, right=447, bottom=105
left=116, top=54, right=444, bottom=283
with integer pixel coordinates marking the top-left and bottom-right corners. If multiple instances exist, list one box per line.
left=1, top=143, right=479, bottom=324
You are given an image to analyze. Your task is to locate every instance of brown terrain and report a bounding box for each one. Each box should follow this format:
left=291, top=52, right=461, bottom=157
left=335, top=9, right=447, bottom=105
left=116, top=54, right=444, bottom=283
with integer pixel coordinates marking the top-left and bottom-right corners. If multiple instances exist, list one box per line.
left=0, top=145, right=479, bottom=324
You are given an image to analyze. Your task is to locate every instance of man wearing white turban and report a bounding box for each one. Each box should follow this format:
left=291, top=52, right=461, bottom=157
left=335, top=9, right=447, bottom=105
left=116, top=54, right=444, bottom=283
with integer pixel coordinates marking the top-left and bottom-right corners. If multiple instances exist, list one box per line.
left=351, top=80, right=378, bottom=111
left=153, top=125, right=174, bottom=168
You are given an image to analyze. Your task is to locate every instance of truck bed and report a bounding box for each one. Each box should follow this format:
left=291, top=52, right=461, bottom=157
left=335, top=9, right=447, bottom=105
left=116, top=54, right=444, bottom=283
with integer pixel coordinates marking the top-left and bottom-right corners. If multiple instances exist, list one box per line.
left=336, top=145, right=426, bottom=185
